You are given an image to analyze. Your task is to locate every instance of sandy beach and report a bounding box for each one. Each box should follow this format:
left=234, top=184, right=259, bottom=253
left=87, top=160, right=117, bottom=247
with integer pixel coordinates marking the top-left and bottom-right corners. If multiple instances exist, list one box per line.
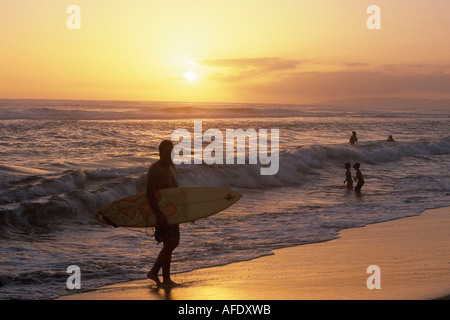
left=58, top=206, right=450, bottom=300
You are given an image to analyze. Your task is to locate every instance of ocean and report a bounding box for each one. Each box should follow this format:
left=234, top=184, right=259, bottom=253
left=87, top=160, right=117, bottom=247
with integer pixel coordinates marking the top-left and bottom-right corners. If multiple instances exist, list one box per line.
left=0, top=99, right=449, bottom=299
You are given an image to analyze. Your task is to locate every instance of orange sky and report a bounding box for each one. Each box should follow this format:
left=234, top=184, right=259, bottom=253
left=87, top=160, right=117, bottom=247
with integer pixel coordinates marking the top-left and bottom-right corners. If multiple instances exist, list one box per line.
left=1, top=0, right=449, bottom=104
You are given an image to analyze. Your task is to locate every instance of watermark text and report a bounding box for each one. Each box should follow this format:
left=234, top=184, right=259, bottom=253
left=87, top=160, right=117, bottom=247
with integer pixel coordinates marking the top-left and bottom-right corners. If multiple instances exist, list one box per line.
left=171, top=121, right=279, bottom=176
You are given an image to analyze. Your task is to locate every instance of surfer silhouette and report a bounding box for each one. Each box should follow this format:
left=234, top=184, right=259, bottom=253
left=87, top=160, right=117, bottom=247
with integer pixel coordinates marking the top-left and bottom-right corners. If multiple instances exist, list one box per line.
left=146, top=140, right=180, bottom=288
left=344, top=163, right=353, bottom=190
left=353, top=163, right=365, bottom=193
left=349, top=131, right=358, bottom=145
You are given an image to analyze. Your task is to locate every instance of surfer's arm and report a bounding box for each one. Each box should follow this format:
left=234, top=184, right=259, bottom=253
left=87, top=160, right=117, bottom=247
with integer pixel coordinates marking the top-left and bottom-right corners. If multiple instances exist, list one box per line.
left=146, top=187, right=160, bottom=214
left=147, top=191, right=168, bottom=227
left=354, top=171, right=362, bottom=182
left=146, top=167, right=168, bottom=226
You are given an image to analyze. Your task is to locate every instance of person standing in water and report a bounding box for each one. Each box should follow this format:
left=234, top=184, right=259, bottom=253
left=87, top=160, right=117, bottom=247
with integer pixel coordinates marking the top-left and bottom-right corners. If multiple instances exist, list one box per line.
left=146, top=140, right=179, bottom=288
left=344, top=163, right=353, bottom=190
left=387, top=135, right=395, bottom=142
left=349, top=131, right=358, bottom=145
left=353, top=163, right=365, bottom=193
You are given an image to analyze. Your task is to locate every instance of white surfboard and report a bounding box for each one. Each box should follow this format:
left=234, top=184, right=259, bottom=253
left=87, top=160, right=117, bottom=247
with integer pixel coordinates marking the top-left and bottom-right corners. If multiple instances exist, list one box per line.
left=95, top=186, right=242, bottom=228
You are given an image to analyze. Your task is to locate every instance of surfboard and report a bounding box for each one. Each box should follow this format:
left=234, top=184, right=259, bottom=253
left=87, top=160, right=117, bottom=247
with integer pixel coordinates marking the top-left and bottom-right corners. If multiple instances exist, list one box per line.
left=95, top=186, right=242, bottom=228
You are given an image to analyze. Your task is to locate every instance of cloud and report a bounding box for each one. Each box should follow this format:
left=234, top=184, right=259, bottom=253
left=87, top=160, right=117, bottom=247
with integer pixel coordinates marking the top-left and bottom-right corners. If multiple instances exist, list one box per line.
left=340, top=62, right=372, bottom=68
left=197, top=56, right=450, bottom=102
left=199, top=57, right=301, bottom=69
left=241, top=70, right=450, bottom=102
left=197, top=57, right=303, bottom=81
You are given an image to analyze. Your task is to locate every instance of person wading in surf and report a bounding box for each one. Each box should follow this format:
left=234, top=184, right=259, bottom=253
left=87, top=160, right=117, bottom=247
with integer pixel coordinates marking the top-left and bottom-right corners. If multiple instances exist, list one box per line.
left=344, top=162, right=353, bottom=190
left=387, top=135, right=395, bottom=142
left=353, top=163, right=365, bottom=194
left=349, top=131, right=358, bottom=145
left=146, top=140, right=179, bottom=288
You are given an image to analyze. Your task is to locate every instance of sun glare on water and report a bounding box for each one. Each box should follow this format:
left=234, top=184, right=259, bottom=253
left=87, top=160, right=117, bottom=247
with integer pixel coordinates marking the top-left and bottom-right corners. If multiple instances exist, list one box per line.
left=183, top=70, right=198, bottom=82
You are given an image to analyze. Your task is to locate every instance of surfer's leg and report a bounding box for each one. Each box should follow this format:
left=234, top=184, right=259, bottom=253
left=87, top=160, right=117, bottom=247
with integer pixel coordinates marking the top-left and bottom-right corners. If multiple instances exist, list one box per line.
left=355, top=181, right=364, bottom=193
left=148, top=227, right=165, bottom=286
left=148, top=255, right=162, bottom=286
left=149, top=225, right=180, bottom=287
left=148, top=240, right=179, bottom=287
left=161, top=239, right=179, bottom=287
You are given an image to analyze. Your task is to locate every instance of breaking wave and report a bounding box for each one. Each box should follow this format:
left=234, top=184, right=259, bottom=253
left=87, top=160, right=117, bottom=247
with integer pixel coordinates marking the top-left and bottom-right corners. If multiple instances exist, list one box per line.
left=1, top=138, right=448, bottom=235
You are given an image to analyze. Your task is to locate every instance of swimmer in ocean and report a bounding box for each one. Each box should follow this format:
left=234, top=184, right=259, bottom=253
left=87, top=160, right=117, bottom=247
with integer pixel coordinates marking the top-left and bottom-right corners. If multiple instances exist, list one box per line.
left=349, top=131, right=358, bottom=145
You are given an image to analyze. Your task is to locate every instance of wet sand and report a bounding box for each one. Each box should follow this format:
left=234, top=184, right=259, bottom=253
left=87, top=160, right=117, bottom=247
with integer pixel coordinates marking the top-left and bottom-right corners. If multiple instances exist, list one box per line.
left=58, top=207, right=450, bottom=300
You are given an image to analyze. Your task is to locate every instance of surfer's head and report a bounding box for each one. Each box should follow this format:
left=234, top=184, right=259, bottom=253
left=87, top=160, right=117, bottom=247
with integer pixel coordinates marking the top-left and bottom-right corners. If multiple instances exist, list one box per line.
left=352, top=131, right=356, bottom=135
left=345, top=163, right=351, bottom=169
left=353, top=163, right=360, bottom=169
left=159, top=140, right=174, bottom=164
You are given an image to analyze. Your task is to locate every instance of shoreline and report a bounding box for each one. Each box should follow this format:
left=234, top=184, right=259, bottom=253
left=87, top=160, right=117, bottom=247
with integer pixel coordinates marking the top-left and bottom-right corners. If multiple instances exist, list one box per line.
left=58, top=206, right=450, bottom=300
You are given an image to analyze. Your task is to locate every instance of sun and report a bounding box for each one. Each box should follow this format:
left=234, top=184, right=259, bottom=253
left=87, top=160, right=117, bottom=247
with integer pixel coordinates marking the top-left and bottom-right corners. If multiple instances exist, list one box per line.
left=183, top=70, right=198, bottom=82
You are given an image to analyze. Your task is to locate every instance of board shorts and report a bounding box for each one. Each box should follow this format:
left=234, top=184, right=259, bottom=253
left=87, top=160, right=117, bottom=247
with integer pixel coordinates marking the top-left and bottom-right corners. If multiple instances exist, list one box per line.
left=155, top=224, right=180, bottom=244
left=355, top=180, right=365, bottom=192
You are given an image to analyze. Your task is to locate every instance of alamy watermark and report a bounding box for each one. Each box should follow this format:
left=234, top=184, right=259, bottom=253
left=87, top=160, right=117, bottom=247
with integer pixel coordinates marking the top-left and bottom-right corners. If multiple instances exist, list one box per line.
left=367, top=5, right=381, bottom=30
left=366, top=265, right=381, bottom=290
left=171, top=121, right=279, bottom=176
left=66, top=265, right=81, bottom=289
left=66, top=5, right=381, bottom=30
left=66, top=5, right=81, bottom=30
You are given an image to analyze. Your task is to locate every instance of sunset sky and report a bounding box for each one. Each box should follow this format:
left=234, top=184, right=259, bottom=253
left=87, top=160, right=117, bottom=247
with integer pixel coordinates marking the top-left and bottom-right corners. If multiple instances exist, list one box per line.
left=1, top=0, right=449, bottom=104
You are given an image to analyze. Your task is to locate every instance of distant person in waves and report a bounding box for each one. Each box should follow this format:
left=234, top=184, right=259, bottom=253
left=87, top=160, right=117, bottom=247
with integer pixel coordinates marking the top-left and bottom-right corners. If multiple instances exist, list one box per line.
left=353, top=163, right=365, bottom=194
left=387, top=135, right=395, bottom=142
left=146, top=140, right=180, bottom=288
left=344, top=163, right=353, bottom=190
left=349, top=131, right=358, bottom=145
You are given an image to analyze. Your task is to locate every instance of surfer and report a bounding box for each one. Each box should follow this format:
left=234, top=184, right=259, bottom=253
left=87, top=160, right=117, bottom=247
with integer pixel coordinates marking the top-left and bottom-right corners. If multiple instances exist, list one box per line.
left=344, top=163, right=353, bottom=190
left=146, top=140, right=180, bottom=288
left=349, top=131, right=358, bottom=145
left=387, top=135, right=395, bottom=142
left=353, top=163, right=365, bottom=193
